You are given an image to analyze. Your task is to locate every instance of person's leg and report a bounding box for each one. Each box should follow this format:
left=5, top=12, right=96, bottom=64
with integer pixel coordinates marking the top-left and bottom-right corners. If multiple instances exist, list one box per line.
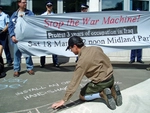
left=79, top=82, right=101, bottom=101
left=80, top=76, right=114, bottom=100
left=129, top=49, right=136, bottom=63
left=111, top=84, right=122, bottom=106
left=40, top=56, right=45, bottom=67
left=13, top=44, right=21, bottom=77
left=137, top=49, right=144, bottom=63
left=3, top=34, right=13, bottom=65
left=0, top=55, right=6, bottom=78
left=52, top=54, right=59, bottom=67
left=26, top=56, right=34, bottom=75
left=0, top=45, right=3, bottom=56
left=79, top=76, right=116, bottom=109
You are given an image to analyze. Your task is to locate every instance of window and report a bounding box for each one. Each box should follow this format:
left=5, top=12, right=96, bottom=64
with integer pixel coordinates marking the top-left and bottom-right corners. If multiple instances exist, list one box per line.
left=0, top=0, right=18, bottom=16
left=63, top=0, right=87, bottom=13
left=102, top=0, right=123, bottom=11
left=132, top=0, right=149, bottom=11
left=32, top=0, right=57, bottom=15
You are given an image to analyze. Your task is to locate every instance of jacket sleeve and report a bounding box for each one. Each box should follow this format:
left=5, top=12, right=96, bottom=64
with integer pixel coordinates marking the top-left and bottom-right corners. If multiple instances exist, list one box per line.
left=28, top=10, right=34, bottom=16
left=8, top=13, right=16, bottom=38
left=62, top=65, right=85, bottom=102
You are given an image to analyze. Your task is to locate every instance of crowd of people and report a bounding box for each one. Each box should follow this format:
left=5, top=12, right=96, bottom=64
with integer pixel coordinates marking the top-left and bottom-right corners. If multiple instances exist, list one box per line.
left=1, top=0, right=150, bottom=110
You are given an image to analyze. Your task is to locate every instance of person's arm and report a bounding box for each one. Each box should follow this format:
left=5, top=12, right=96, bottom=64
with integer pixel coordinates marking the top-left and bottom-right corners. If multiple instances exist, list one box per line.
left=8, top=12, right=18, bottom=43
left=8, top=13, right=16, bottom=38
left=51, top=65, right=85, bottom=109
left=2, top=14, right=9, bottom=32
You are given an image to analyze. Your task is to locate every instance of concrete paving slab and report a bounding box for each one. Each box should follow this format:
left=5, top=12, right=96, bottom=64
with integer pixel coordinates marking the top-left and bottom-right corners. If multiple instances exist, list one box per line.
left=58, top=79, right=150, bottom=113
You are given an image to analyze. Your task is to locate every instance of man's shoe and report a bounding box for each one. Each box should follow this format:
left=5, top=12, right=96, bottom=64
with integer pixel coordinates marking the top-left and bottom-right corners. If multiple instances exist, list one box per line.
left=14, top=72, right=20, bottom=77
left=27, top=70, right=34, bottom=75
left=111, top=84, right=122, bottom=106
left=0, top=72, right=6, bottom=78
left=40, top=65, right=45, bottom=68
left=101, top=88, right=116, bottom=110
left=7, top=62, right=13, bottom=67
left=137, top=60, right=144, bottom=63
left=129, top=60, right=135, bottom=64
left=54, top=64, right=60, bottom=67
left=146, top=67, right=150, bottom=71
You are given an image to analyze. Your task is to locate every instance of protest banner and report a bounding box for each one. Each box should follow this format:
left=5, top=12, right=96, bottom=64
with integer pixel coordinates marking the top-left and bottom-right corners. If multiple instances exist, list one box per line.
left=15, top=11, right=150, bottom=57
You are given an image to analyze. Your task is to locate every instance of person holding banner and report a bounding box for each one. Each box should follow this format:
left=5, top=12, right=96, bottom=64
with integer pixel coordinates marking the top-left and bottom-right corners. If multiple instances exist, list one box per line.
left=8, top=0, right=34, bottom=77
left=51, top=36, right=122, bottom=110
left=129, top=49, right=144, bottom=64
left=0, top=6, right=13, bottom=67
left=129, top=8, right=144, bottom=64
left=81, top=4, right=89, bottom=12
left=40, top=1, right=59, bottom=68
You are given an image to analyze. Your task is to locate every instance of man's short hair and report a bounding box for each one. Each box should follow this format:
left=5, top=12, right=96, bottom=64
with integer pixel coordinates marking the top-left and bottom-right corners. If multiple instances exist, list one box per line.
left=17, top=0, right=22, bottom=2
left=66, top=36, right=84, bottom=51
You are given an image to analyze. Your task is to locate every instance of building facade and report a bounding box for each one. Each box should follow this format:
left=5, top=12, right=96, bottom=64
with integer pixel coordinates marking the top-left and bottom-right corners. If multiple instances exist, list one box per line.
left=1, top=0, right=150, bottom=62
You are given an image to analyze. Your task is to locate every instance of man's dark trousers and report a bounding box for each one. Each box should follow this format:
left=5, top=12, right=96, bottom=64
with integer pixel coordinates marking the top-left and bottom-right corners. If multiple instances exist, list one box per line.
left=130, top=49, right=142, bottom=61
left=0, top=31, right=12, bottom=64
left=40, top=54, right=58, bottom=66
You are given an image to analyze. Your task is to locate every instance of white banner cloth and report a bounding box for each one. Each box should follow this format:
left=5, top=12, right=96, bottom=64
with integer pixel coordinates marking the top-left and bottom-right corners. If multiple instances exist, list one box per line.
left=15, top=11, right=150, bottom=57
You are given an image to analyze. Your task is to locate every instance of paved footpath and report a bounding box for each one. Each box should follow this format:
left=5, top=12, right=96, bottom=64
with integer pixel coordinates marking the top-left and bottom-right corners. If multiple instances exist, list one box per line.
left=0, top=62, right=150, bottom=113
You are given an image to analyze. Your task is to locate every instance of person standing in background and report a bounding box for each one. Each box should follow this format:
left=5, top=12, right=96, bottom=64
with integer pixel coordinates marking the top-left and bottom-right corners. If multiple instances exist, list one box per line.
left=129, top=49, right=144, bottom=64
left=81, top=4, right=89, bottom=12
left=8, top=0, right=34, bottom=77
left=40, top=1, right=59, bottom=68
left=129, top=8, right=144, bottom=64
left=0, top=6, right=13, bottom=66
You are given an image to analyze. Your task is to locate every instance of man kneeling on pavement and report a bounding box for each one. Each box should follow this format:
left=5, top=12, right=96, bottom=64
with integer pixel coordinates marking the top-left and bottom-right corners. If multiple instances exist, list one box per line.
left=51, top=36, right=122, bottom=110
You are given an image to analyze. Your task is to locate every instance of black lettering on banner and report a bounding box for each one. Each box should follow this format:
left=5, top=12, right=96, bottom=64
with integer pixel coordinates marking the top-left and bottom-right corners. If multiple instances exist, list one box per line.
left=88, top=39, right=105, bottom=45
left=28, top=41, right=40, bottom=47
left=43, top=41, right=51, bottom=47
left=46, top=26, right=137, bottom=39
left=54, top=41, right=67, bottom=47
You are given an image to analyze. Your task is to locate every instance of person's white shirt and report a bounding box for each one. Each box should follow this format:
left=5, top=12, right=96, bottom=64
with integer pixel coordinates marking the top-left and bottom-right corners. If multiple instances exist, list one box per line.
left=41, top=12, right=53, bottom=15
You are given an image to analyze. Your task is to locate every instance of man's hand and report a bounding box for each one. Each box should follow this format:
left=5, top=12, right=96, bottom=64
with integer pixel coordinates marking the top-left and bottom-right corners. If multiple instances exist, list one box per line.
left=12, top=36, right=18, bottom=43
left=51, top=100, right=65, bottom=109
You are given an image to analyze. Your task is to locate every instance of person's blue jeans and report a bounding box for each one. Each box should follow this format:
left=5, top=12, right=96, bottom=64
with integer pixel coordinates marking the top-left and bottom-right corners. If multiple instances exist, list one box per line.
left=13, top=44, right=33, bottom=72
left=130, top=49, right=142, bottom=61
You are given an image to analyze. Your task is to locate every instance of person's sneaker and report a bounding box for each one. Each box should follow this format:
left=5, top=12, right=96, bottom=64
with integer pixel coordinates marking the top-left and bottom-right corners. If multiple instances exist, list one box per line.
left=101, top=88, right=116, bottom=110
left=129, top=60, right=135, bottom=64
left=7, top=62, right=13, bottom=67
left=0, top=72, right=6, bottom=78
left=40, top=65, right=45, bottom=68
left=111, top=84, right=122, bottom=106
left=54, top=64, right=60, bottom=67
left=137, top=60, right=144, bottom=63
left=146, top=67, right=150, bottom=71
